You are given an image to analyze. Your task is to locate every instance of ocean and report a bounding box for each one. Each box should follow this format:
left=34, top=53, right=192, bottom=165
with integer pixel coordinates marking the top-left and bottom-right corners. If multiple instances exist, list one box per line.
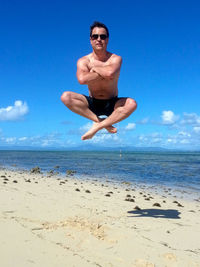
left=0, top=150, right=200, bottom=198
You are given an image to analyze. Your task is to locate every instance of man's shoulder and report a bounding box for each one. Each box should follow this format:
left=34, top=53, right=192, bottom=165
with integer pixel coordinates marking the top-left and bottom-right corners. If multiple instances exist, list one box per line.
left=110, top=52, right=121, bottom=58
left=109, top=53, right=122, bottom=64
left=78, top=53, right=91, bottom=62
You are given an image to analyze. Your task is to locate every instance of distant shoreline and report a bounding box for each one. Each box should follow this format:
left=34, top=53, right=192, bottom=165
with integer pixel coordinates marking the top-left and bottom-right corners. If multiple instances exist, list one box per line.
left=0, top=147, right=200, bottom=152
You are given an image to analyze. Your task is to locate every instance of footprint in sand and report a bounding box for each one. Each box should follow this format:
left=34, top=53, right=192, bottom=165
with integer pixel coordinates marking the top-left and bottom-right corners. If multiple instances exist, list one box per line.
left=132, top=258, right=155, bottom=267
left=163, top=252, right=177, bottom=261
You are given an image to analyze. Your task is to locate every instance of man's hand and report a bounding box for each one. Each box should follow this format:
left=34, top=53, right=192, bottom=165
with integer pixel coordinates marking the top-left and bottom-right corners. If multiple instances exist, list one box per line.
left=77, top=58, right=103, bottom=84
left=90, top=66, right=114, bottom=80
left=90, top=55, right=122, bottom=80
left=90, top=68, right=96, bottom=73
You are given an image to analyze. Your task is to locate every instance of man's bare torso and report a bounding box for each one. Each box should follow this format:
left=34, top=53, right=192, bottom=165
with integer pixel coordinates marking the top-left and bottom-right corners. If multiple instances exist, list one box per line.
left=84, top=52, right=121, bottom=99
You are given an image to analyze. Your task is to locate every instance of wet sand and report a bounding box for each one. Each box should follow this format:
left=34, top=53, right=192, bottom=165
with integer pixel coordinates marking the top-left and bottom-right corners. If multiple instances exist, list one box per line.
left=0, top=169, right=200, bottom=267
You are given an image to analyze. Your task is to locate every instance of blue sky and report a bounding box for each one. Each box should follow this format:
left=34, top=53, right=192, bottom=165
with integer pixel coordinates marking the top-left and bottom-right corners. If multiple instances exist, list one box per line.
left=0, top=0, right=200, bottom=150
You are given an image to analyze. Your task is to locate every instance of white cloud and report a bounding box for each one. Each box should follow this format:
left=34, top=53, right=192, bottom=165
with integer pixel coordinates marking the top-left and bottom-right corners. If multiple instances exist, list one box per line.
left=125, top=123, right=136, bottom=130
left=181, top=113, right=200, bottom=126
left=138, top=132, right=163, bottom=146
left=193, top=127, right=200, bottom=133
left=161, top=110, right=179, bottom=125
left=0, top=132, right=70, bottom=147
left=0, top=101, right=29, bottom=121
left=137, top=118, right=149, bottom=124
left=37, top=132, right=63, bottom=147
left=79, top=122, right=93, bottom=133
left=88, top=133, right=119, bottom=144
left=18, top=137, right=28, bottom=141
left=167, top=138, right=177, bottom=144
left=139, top=135, right=147, bottom=141
left=5, top=137, right=17, bottom=143
left=178, top=131, right=191, bottom=137
left=151, top=132, right=162, bottom=138
left=180, top=139, right=190, bottom=144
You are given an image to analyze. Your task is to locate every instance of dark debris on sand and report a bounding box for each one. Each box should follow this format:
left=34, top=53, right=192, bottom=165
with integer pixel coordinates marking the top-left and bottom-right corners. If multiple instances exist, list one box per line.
left=125, top=198, right=135, bottom=202
left=173, top=200, right=184, bottom=207
left=153, top=203, right=161, bottom=207
left=177, top=203, right=184, bottom=207
left=66, top=170, right=77, bottom=176
left=85, top=190, right=91, bottom=193
left=134, top=206, right=141, bottom=210
left=30, top=167, right=41, bottom=174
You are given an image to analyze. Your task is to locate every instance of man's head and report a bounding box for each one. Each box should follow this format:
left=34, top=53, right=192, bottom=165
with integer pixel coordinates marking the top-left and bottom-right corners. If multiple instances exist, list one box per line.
left=90, top=21, right=109, bottom=52
left=90, top=21, right=109, bottom=38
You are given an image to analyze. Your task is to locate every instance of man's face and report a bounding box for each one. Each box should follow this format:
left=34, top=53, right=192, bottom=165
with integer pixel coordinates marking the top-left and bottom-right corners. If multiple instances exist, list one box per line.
left=90, top=27, right=108, bottom=51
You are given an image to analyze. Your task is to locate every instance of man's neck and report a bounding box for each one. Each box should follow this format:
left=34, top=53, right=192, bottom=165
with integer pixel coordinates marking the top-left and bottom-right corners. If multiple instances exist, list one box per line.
left=92, top=50, right=109, bottom=62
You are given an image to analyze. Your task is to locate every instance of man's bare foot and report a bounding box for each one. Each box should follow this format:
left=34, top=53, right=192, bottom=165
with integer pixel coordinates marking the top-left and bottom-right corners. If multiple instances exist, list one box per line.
left=81, top=123, right=100, bottom=140
left=98, top=118, right=117, bottom=134
left=105, top=125, right=117, bottom=134
left=81, top=121, right=117, bottom=140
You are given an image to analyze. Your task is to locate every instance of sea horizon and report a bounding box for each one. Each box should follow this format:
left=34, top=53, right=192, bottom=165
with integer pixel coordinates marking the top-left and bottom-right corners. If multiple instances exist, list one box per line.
left=0, top=146, right=200, bottom=152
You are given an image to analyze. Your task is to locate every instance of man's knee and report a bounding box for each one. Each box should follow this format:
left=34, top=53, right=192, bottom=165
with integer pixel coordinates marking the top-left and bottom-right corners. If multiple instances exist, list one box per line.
left=60, top=91, right=73, bottom=107
left=126, top=98, right=137, bottom=113
left=114, top=97, right=137, bottom=115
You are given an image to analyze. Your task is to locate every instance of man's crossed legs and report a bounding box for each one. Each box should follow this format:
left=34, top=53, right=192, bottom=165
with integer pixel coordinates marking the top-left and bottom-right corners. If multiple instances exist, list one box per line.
left=61, top=91, right=137, bottom=140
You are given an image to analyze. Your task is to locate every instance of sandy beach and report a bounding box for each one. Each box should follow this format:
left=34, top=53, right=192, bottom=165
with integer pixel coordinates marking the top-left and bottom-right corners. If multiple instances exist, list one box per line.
left=0, top=168, right=200, bottom=267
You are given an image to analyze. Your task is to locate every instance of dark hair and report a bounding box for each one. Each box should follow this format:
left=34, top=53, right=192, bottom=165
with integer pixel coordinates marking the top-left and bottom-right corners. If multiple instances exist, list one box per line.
left=90, top=21, right=109, bottom=38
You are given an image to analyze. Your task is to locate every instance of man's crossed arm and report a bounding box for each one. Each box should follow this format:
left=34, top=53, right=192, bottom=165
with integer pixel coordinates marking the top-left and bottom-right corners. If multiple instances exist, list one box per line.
left=76, top=55, right=122, bottom=85
left=77, top=58, right=102, bottom=85
left=91, top=55, right=122, bottom=80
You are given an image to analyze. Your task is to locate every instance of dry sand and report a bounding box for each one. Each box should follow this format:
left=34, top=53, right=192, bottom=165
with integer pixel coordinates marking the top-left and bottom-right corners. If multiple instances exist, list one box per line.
left=0, top=168, right=200, bottom=267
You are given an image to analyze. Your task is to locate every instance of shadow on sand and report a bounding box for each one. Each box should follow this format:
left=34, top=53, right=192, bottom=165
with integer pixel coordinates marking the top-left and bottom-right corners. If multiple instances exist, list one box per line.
left=127, top=209, right=181, bottom=219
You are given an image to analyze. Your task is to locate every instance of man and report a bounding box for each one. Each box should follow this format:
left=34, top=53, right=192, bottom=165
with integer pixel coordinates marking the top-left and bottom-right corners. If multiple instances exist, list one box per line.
left=61, top=21, right=137, bottom=140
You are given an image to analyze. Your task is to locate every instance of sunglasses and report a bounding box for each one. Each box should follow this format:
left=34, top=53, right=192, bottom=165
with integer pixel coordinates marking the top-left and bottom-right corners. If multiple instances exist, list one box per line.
left=91, top=34, right=108, bottom=40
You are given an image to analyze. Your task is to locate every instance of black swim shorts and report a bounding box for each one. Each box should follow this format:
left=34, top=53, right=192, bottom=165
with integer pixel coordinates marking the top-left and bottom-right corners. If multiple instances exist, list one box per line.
left=83, top=95, right=121, bottom=117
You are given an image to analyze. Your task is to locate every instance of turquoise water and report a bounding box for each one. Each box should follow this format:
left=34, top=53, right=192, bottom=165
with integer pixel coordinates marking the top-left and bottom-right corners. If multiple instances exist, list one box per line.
left=0, top=150, right=200, bottom=195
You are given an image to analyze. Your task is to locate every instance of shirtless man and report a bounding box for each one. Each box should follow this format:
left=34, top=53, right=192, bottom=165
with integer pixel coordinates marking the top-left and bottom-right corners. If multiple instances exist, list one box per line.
left=61, top=21, right=137, bottom=140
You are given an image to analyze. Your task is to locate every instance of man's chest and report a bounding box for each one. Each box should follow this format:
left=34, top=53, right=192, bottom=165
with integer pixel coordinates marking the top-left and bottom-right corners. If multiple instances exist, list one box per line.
left=88, top=59, right=110, bottom=69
